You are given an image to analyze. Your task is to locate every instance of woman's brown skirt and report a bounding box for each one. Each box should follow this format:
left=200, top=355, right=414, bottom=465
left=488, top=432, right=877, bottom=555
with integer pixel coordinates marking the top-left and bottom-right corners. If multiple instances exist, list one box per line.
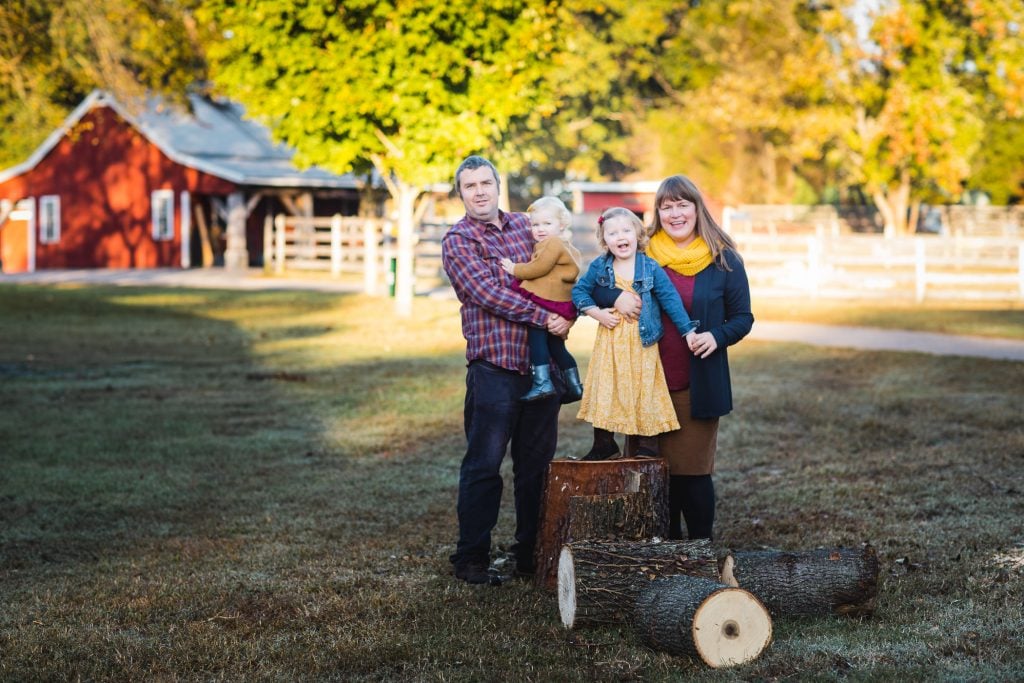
left=660, top=389, right=719, bottom=475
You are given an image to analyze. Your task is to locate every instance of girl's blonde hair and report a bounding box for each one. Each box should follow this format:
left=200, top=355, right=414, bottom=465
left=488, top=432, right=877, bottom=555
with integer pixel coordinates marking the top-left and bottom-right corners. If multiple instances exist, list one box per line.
left=651, top=175, right=739, bottom=270
left=527, top=196, right=573, bottom=239
left=597, top=207, right=649, bottom=252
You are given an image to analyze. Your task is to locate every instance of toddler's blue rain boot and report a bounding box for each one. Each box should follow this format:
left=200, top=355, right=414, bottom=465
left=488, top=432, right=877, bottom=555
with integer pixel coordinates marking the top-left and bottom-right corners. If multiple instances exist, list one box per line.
left=561, top=366, right=584, bottom=404
left=521, top=364, right=556, bottom=402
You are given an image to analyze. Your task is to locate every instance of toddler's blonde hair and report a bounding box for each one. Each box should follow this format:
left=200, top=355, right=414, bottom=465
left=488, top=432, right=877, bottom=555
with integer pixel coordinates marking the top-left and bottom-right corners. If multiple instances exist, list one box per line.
left=597, top=207, right=649, bottom=252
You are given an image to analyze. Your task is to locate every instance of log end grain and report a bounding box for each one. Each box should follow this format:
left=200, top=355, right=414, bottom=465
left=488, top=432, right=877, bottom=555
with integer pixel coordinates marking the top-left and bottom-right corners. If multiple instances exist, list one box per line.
left=558, top=546, right=577, bottom=629
left=692, top=588, right=773, bottom=668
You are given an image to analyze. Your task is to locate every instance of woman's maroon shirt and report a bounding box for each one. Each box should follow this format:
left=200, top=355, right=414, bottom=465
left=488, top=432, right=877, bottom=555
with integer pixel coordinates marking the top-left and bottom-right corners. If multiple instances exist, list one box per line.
left=658, top=268, right=696, bottom=391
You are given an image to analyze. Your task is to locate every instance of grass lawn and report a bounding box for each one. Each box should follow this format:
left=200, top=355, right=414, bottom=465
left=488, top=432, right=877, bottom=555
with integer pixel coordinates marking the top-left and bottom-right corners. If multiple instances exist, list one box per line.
left=1, top=284, right=1023, bottom=681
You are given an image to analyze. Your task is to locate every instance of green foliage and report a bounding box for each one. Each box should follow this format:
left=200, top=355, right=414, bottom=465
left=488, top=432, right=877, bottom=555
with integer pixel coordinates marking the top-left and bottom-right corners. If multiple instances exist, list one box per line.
left=612, top=0, right=855, bottom=203
left=839, top=0, right=1024, bottom=230
left=970, top=118, right=1024, bottom=203
left=0, top=0, right=209, bottom=168
left=197, top=0, right=564, bottom=187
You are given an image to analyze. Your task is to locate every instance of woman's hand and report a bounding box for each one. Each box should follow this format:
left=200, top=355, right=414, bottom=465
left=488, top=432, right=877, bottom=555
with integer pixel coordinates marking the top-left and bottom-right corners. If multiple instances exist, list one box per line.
left=589, top=308, right=621, bottom=329
left=688, top=331, right=718, bottom=359
left=500, top=257, right=516, bottom=275
left=613, top=291, right=642, bottom=321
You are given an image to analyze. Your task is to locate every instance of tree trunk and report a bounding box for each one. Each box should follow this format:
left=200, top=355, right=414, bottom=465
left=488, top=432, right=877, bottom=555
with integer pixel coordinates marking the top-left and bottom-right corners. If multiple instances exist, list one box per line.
left=722, top=544, right=880, bottom=617
left=557, top=538, right=719, bottom=629
left=874, top=168, right=913, bottom=237
left=633, top=574, right=772, bottom=667
left=393, top=183, right=418, bottom=317
left=535, top=458, right=669, bottom=589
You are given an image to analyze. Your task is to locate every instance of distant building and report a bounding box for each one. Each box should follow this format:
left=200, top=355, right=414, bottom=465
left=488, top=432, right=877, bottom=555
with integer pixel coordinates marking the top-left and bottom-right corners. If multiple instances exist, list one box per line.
left=0, top=90, right=363, bottom=273
left=569, top=181, right=661, bottom=220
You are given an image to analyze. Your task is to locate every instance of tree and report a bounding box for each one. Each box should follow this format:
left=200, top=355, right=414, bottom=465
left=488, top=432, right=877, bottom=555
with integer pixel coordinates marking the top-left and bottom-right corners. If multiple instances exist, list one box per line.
left=626, top=0, right=856, bottom=205
left=0, top=0, right=208, bottom=169
left=840, top=0, right=1024, bottom=235
left=197, top=0, right=568, bottom=315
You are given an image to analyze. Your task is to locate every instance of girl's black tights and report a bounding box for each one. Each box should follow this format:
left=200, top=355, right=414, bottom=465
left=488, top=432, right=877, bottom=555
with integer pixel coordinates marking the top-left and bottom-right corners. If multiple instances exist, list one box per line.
left=668, top=474, right=715, bottom=541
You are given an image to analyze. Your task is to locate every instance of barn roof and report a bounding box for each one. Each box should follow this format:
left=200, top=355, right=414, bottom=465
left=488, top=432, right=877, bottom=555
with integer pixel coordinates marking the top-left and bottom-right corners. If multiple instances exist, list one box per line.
left=0, top=90, right=362, bottom=189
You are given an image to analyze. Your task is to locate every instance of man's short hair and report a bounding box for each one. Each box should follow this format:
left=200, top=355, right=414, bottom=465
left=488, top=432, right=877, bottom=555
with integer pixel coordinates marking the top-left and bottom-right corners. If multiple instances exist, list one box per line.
left=454, top=156, right=500, bottom=198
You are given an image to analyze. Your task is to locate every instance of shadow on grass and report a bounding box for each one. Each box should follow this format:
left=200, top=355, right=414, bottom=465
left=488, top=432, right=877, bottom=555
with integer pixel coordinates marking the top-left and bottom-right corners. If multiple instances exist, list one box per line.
left=0, top=285, right=465, bottom=581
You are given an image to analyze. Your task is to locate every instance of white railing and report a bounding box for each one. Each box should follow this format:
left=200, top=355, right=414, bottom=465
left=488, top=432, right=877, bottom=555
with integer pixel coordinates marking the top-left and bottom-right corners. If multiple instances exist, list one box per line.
left=735, top=233, right=1024, bottom=301
left=264, top=215, right=448, bottom=294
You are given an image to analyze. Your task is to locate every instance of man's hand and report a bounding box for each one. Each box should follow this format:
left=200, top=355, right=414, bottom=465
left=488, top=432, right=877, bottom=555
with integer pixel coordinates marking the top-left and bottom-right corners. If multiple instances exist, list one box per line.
left=547, top=313, right=573, bottom=338
left=613, top=291, right=642, bottom=321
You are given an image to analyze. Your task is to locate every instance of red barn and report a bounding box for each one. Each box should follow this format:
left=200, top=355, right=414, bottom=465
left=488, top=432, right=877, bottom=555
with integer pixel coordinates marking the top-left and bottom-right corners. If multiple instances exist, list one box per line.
left=0, top=90, right=362, bottom=274
left=569, top=181, right=662, bottom=220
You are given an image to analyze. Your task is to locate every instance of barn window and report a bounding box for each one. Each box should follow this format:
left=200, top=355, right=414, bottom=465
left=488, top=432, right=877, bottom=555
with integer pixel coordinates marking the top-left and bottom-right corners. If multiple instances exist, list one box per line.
left=39, top=195, right=61, bottom=244
left=152, top=190, right=175, bottom=241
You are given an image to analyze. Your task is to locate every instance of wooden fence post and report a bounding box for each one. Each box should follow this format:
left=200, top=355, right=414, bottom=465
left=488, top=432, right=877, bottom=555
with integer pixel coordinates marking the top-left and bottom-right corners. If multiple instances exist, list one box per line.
left=364, top=220, right=379, bottom=295
left=914, top=238, right=926, bottom=302
left=331, top=214, right=342, bottom=277
left=1018, top=241, right=1024, bottom=300
left=806, top=235, right=820, bottom=300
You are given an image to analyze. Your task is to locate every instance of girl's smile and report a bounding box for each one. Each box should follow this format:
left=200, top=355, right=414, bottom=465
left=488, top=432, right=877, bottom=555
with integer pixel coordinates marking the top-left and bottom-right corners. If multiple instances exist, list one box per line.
left=603, top=218, right=638, bottom=259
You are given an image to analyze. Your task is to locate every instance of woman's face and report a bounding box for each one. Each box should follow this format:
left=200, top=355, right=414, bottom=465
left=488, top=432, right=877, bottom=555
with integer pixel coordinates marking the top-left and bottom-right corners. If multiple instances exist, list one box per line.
left=658, top=196, right=698, bottom=246
left=603, top=217, right=638, bottom=260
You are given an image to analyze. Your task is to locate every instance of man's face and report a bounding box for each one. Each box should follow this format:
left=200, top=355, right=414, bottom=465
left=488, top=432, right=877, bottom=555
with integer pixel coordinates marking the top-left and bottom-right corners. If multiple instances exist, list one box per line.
left=458, top=166, right=500, bottom=223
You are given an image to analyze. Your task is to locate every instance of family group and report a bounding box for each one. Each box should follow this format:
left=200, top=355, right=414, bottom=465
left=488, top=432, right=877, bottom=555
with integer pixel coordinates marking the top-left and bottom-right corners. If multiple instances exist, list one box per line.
left=441, top=156, right=753, bottom=586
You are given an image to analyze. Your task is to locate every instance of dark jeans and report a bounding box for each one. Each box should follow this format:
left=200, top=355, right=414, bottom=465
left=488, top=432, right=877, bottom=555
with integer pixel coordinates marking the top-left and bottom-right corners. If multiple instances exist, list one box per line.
left=527, top=327, right=577, bottom=371
left=452, top=360, right=561, bottom=567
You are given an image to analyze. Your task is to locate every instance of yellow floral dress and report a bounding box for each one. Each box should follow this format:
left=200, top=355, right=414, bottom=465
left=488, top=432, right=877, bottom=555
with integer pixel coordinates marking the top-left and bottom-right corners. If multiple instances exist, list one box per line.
left=576, top=275, right=680, bottom=436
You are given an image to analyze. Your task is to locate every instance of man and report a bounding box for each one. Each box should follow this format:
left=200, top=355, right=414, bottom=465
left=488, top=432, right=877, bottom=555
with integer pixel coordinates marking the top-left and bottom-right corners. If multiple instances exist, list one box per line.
left=441, top=155, right=572, bottom=585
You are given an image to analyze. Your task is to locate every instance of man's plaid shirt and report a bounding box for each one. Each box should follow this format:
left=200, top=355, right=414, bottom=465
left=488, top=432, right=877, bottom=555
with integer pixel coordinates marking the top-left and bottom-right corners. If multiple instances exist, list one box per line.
left=442, top=210, right=549, bottom=374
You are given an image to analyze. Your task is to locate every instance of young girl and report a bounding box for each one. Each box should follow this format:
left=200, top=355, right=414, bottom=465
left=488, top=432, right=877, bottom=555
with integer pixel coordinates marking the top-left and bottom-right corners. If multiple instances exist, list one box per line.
left=572, top=207, right=699, bottom=460
left=500, top=196, right=584, bottom=402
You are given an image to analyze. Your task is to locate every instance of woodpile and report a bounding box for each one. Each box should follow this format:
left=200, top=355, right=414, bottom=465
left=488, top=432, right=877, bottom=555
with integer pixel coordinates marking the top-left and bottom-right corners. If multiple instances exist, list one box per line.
left=535, top=458, right=882, bottom=668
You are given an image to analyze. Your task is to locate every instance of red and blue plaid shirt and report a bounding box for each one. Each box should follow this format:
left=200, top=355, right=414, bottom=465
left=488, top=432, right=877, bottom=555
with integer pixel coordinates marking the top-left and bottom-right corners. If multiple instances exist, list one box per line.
left=442, top=210, right=549, bottom=374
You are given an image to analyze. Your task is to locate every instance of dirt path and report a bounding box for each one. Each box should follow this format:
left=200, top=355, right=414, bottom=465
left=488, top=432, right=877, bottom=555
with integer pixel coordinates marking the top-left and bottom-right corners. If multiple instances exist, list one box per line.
left=750, top=321, right=1024, bottom=362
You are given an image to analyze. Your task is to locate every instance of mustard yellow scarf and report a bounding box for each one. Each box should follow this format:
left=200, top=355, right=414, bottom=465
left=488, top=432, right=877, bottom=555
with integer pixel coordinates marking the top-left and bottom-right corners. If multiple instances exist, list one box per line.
left=647, top=230, right=713, bottom=276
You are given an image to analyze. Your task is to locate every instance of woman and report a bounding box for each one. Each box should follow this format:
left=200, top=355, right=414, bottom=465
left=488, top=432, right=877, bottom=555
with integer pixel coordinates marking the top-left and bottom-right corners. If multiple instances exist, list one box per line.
left=644, top=174, right=754, bottom=540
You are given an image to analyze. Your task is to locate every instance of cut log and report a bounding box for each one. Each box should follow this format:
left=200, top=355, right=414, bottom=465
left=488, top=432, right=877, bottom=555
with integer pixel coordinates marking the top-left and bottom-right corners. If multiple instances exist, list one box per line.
left=567, top=491, right=660, bottom=541
left=558, top=538, right=719, bottom=629
left=633, top=574, right=772, bottom=667
left=535, top=458, right=668, bottom=589
left=726, top=544, right=880, bottom=617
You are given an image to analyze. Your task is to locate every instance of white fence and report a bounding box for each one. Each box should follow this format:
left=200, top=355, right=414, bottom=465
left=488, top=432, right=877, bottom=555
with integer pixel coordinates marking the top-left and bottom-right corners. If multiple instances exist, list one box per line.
left=737, top=233, right=1024, bottom=301
left=263, top=215, right=448, bottom=294
left=263, top=213, right=1024, bottom=302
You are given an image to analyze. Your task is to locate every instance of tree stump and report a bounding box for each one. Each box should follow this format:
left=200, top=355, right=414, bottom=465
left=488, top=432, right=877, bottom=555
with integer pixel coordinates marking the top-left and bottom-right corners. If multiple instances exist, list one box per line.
left=557, top=538, right=719, bottom=628
left=535, top=458, right=668, bottom=589
left=633, top=574, right=772, bottom=667
left=723, top=544, right=880, bottom=617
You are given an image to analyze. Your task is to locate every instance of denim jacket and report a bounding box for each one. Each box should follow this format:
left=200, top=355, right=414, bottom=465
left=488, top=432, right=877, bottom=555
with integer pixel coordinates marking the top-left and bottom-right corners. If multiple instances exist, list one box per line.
left=572, top=252, right=698, bottom=347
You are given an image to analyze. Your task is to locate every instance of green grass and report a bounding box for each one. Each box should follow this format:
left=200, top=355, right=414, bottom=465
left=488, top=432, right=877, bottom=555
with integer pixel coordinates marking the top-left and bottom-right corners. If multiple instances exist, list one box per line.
left=1, top=284, right=1023, bottom=681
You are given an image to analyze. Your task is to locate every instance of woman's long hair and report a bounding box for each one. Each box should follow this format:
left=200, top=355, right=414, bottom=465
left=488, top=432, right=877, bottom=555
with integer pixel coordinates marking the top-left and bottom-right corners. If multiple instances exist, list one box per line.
left=652, top=175, right=740, bottom=270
